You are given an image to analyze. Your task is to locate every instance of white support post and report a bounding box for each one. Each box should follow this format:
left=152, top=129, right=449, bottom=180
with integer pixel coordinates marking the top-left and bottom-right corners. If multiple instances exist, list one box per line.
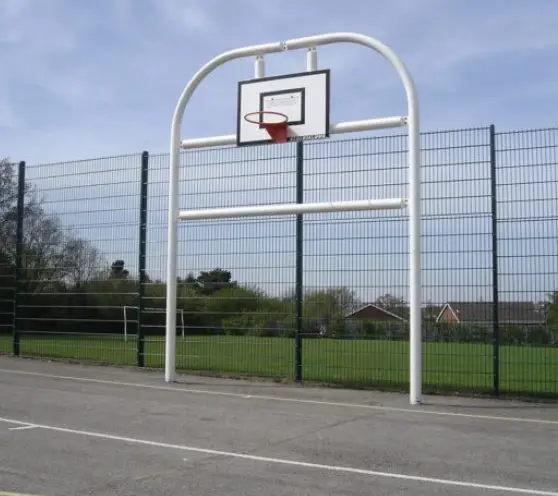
left=255, top=55, right=265, bottom=78
left=123, top=305, right=138, bottom=343
left=123, top=306, right=127, bottom=343
left=180, top=116, right=408, bottom=149
left=179, top=198, right=406, bottom=221
left=166, top=32, right=422, bottom=405
left=307, top=47, right=317, bottom=71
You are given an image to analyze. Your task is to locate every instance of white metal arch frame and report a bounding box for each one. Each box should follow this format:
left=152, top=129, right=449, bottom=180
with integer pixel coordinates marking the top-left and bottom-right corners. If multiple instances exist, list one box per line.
left=165, top=32, right=422, bottom=405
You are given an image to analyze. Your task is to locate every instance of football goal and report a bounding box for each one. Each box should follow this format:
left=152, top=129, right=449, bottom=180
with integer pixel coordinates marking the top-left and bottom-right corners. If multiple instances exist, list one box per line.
left=123, top=306, right=185, bottom=342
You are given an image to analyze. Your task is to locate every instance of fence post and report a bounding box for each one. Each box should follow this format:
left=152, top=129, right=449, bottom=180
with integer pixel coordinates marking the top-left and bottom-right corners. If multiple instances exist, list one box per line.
left=12, top=161, right=25, bottom=357
left=295, top=141, right=304, bottom=383
left=489, top=125, right=500, bottom=396
left=136, top=151, right=149, bottom=367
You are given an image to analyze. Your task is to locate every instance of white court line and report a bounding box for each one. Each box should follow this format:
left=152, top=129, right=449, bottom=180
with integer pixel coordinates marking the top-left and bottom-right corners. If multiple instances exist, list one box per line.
left=0, top=417, right=555, bottom=495
left=0, top=491, right=44, bottom=496
left=0, top=367, right=557, bottom=426
left=9, top=425, right=37, bottom=431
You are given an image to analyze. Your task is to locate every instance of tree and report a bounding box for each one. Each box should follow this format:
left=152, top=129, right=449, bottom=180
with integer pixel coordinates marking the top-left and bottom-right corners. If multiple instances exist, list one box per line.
left=0, top=160, right=17, bottom=318
left=109, top=260, right=129, bottom=279
left=374, top=293, right=408, bottom=318
left=198, top=267, right=233, bottom=284
left=0, top=158, right=103, bottom=293
left=0, top=159, right=20, bottom=262
left=423, top=300, right=440, bottom=323
left=0, top=250, right=14, bottom=330
left=546, top=291, right=558, bottom=327
left=302, top=286, right=362, bottom=337
left=186, top=267, right=237, bottom=295
left=63, top=237, right=103, bottom=287
left=303, top=286, right=361, bottom=318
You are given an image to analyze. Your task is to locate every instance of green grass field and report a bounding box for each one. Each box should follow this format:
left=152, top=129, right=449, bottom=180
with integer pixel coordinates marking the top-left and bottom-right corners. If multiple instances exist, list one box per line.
left=1, top=334, right=556, bottom=396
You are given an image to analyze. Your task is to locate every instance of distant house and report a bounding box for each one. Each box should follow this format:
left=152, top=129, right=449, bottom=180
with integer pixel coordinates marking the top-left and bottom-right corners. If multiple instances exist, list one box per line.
left=344, top=303, right=443, bottom=323
left=344, top=303, right=407, bottom=322
left=435, top=301, right=547, bottom=325
left=344, top=301, right=547, bottom=325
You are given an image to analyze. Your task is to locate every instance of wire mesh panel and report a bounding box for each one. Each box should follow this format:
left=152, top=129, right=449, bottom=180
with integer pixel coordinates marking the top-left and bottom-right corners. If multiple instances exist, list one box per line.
left=0, top=160, right=17, bottom=354
left=144, top=144, right=298, bottom=379
left=302, top=128, right=493, bottom=392
left=420, top=128, right=493, bottom=393
left=14, top=154, right=141, bottom=365
left=495, top=127, right=558, bottom=396
left=302, top=135, right=409, bottom=387
left=2, top=125, right=557, bottom=400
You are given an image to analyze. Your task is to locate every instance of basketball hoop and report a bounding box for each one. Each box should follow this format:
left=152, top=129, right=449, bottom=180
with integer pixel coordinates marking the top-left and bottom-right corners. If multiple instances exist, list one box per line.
left=244, top=111, right=289, bottom=143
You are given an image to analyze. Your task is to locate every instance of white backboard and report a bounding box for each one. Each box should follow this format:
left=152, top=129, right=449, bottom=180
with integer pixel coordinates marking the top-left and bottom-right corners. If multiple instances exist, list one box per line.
left=236, top=69, right=330, bottom=146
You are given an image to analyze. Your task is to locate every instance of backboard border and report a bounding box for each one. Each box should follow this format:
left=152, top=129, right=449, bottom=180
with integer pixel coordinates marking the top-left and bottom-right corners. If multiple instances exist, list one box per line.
left=236, top=68, right=330, bottom=147
left=259, top=87, right=306, bottom=128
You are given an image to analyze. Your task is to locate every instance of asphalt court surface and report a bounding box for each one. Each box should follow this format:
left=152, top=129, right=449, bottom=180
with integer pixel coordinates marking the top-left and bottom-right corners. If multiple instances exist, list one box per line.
left=1, top=357, right=557, bottom=495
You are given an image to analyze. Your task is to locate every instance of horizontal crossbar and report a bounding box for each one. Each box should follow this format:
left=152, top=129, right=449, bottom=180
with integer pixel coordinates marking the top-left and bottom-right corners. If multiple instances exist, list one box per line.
left=178, top=198, right=407, bottom=221
left=180, top=116, right=407, bottom=150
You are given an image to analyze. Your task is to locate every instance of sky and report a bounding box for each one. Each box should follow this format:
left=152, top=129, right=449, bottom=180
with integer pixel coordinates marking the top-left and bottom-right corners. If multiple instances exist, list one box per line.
left=1, top=0, right=557, bottom=163
left=1, top=0, right=557, bottom=306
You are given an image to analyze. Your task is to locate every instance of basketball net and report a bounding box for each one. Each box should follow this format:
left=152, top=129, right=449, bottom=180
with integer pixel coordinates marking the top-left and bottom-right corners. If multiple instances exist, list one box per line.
left=244, top=111, right=289, bottom=143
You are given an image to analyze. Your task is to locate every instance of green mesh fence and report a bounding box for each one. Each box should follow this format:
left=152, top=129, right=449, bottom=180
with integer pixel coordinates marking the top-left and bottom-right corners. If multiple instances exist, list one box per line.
left=0, top=160, right=17, bottom=354
left=3, top=127, right=557, bottom=399
left=495, top=127, right=558, bottom=396
left=11, top=154, right=142, bottom=365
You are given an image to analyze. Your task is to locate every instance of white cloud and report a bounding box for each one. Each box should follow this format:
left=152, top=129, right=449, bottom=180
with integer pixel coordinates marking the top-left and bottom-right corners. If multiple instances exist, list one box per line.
left=0, top=97, right=22, bottom=129
left=0, top=0, right=29, bottom=23
left=0, top=0, right=77, bottom=53
left=147, top=0, right=214, bottom=33
left=403, top=2, right=558, bottom=89
left=1, top=0, right=553, bottom=164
